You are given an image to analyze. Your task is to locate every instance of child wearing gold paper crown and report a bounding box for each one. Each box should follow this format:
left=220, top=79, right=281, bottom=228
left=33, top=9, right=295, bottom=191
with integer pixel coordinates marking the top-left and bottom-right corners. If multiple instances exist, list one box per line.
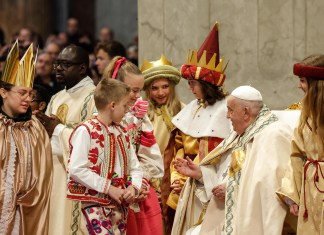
left=141, top=55, right=184, bottom=234
left=103, top=57, right=164, bottom=235
left=67, top=78, right=143, bottom=235
left=0, top=41, right=53, bottom=235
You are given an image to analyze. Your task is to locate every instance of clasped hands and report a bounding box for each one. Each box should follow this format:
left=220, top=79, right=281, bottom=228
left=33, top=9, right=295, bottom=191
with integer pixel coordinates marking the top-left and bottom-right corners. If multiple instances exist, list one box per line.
left=107, top=185, right=137, bottom=205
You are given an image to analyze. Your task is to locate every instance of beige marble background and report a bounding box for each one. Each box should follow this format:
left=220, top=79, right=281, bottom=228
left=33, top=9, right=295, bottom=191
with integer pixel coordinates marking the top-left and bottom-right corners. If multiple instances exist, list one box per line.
left=138, top=0, right=324, bottom=109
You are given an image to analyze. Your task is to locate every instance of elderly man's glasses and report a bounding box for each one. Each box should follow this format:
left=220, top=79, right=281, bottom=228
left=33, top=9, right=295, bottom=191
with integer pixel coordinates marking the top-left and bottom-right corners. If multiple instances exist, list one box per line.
left=53, top=60, right=83, bottom=70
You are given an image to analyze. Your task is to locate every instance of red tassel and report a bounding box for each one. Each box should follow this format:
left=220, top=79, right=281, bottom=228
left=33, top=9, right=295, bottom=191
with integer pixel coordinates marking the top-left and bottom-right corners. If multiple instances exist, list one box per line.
left=303, top=209, right=308, bottom=219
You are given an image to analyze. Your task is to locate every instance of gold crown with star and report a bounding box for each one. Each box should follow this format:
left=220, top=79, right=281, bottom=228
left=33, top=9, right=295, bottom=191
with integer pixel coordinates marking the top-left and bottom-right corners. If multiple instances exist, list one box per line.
left=141, top=54, right=181, bottom=87
left=140, top=54, right=173, bottom=72
left=1, top=40, right=37, bottom=88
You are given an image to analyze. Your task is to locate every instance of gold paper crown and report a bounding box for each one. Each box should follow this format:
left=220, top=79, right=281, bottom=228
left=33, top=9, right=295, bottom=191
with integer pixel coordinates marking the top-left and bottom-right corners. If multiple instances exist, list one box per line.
left=186, top=49, right=224, bottom=73
left=140, top=54, right=173, bottom=72
left=1, top=40, right=37, bottom=88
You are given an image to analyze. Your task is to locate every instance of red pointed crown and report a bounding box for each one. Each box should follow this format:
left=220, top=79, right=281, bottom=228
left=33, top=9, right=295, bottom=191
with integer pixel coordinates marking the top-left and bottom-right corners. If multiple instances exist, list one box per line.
left=181, top=22, right=227, bottom=87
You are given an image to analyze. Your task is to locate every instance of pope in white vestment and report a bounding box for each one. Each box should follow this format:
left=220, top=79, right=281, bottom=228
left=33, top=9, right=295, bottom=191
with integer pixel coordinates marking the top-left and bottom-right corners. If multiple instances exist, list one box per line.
left=172, top=86, right=293, bottom=235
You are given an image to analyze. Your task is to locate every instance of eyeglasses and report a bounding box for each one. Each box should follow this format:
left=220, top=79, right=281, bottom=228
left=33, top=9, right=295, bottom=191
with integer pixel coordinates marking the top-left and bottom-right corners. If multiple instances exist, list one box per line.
left=53, top=60, right=83, bottom=70
left=10, top=90, right=33, bottom=100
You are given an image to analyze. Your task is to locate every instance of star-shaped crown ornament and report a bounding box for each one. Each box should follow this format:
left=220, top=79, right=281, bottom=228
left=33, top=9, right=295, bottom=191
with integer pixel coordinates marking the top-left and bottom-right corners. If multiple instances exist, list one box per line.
left=141, top=54, right=172, bottom=72
left=141, top=54, right=181, bottom=87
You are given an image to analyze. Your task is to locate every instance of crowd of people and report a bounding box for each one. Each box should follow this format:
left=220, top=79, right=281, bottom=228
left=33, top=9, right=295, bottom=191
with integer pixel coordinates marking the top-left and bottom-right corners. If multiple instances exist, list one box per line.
left=0, top=19, right=324, bottom=235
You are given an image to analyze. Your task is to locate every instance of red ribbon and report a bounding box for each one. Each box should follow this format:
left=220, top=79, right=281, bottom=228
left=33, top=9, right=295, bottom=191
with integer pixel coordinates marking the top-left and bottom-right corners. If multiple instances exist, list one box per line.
left=302, top=158, right=324, bottom=219
left=112, top=57, right=127, bottom=79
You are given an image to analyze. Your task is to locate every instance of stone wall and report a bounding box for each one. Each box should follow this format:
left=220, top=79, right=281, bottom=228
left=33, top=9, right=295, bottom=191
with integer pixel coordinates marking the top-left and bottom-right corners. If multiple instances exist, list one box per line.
left=138, top=0, right=324, bottom=108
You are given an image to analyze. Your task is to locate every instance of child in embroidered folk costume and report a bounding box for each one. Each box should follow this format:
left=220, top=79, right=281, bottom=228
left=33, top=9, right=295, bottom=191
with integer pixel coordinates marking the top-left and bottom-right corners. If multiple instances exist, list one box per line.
left=141, top=55, right=183, bottom=233
left=67, top=78, right=143, bottom=235
left=103, top=57, right=164, bottom=235
left=278, top=54, right=324, bottom=235
left=0, top=41, right=53, bottom=234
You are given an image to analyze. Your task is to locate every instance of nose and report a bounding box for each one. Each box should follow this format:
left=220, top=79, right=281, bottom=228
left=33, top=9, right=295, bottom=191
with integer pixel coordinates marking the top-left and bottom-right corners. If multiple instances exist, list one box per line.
left=157, top=88, right=164, bottom=96
left=26, top=94, right=33, bottom=102
left=226, top=111, right=230, bottom=119
left=55, top=63, right=64, bottom=71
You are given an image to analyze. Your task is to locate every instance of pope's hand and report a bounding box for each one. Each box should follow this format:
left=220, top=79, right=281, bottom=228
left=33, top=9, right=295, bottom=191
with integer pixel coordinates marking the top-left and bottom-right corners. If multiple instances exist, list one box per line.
left=173, top=157, right=202, bottom=180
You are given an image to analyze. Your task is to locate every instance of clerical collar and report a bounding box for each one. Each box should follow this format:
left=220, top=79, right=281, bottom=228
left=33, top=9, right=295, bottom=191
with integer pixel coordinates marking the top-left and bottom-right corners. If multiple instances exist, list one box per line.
left=66, top=76, right=94, bottom=93
left=0, top=106, right=32, bottom=122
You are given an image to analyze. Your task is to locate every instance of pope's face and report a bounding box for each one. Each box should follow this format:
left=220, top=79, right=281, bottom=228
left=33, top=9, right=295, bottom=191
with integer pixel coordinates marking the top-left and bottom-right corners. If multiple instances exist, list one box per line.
left=226, top=96, right=246, bottom=135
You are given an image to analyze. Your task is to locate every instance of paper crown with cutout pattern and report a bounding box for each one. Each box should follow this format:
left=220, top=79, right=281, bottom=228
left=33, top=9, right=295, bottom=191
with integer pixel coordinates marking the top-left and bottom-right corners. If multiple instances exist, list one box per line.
left=1, top=40, right=37, bottom=88
left=141, top=54, right=181, bottom=88
left=181, top=22, right=228, bottom=87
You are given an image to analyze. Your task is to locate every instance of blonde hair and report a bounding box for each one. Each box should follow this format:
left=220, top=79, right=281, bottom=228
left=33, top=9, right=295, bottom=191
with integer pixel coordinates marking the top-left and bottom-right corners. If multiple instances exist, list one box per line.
left=102, top=56, right=141, bottom=82
left=94, top=78, right=130, bottom=111
left=144, top=79, right=182, bottom=121
left=298, top=54, right=324, bottom=154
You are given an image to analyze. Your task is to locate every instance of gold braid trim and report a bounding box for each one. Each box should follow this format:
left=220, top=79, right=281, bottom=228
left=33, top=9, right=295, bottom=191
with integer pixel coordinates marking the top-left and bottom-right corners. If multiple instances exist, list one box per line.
left=159, top=105, right=175, bottom=132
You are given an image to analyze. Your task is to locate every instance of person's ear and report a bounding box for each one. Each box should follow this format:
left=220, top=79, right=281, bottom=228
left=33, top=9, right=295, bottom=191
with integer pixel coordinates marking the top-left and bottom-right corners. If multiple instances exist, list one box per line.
left=243, top=107, right=250, bottom=120
left=38, top=101, right=47, bottom=112
left=0, top=88, right=7, bottom=99
left=79, top=63, right=87, bottom=74
left=111, top=101, right=116, bottom=110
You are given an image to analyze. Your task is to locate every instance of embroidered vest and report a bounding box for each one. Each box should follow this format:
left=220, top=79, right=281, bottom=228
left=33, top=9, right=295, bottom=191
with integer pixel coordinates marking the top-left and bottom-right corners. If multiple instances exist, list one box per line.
left=67, top=118, right=131, bottom=205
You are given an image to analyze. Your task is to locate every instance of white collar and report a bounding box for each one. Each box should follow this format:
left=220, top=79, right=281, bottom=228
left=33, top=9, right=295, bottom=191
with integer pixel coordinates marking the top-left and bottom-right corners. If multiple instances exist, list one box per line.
left=66, top=76, right=94, bottom=93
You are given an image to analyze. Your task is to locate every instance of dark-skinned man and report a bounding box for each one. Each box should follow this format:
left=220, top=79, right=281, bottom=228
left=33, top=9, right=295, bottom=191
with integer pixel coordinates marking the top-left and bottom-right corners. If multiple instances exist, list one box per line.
left=35, top=45, right=96, bottom=235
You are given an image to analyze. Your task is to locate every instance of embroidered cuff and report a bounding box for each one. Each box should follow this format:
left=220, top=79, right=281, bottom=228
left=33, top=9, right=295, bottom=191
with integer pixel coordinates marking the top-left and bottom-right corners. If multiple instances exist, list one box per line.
left=103, top=179, right=111, bottom=194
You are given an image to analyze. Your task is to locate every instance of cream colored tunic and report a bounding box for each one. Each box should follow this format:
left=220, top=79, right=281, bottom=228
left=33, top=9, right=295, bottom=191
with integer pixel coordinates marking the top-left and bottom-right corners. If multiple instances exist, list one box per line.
left=278, top=124, right=324, bottom=235
left=46, top=76, right=96, bottom=235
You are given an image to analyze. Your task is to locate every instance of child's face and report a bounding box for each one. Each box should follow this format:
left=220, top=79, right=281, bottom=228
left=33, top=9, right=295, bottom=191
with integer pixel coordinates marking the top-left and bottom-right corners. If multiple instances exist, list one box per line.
left=149, top=78, right=171, bottom=106
left=29, top=90, right=40, bottom=111
left=188, top=79, right=203, bottom=100
left=298, top=77, right=308, bottom=93
left=123, top=72, right=144, bottom=106
left=0, top=86, right=33, bottom=117
left=112, top=95, right=130, bottom=123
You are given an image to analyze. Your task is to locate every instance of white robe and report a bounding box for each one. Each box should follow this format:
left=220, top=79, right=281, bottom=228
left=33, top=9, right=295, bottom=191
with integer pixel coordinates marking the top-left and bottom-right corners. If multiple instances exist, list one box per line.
left=46, top=76, right=96, bottom=235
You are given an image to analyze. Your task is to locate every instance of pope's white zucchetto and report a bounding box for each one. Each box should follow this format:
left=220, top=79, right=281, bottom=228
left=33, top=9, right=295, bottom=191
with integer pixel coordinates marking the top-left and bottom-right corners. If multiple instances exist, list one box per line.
left=231, top=85, right=263, bottom=101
